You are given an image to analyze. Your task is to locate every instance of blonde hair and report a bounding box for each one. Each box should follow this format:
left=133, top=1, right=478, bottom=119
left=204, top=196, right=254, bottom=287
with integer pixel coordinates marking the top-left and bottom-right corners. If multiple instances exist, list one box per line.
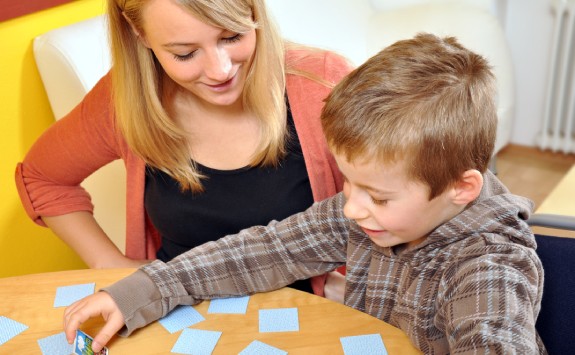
left=322, top=33, right=497, bottom=199
left=108, top=0, right=286, bottom=191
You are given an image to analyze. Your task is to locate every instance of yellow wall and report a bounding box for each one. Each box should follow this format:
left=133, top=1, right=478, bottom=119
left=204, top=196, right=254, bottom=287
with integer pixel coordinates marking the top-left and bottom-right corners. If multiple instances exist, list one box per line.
left=0, top=0, right=106, bottom=277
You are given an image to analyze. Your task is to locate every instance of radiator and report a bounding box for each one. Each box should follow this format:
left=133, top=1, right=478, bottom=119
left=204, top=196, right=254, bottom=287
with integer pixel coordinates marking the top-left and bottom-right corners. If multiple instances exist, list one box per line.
left=539, top=0, right=575, bottom=153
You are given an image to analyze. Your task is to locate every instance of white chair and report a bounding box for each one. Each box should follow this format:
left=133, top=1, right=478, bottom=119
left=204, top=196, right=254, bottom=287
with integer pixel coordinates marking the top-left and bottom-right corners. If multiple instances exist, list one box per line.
left=33, top=0, right=515, bottom=250
left=266, top=0, right=514, bottom=166
left=366, top=1, right=514, bottom=160
left=33, top=16, right=126, bottom=251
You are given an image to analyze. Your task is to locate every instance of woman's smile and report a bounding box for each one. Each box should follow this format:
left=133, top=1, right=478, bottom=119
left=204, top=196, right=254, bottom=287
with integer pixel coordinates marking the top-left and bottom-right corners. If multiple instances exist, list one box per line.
left=203, top=74, right=237, bottom=92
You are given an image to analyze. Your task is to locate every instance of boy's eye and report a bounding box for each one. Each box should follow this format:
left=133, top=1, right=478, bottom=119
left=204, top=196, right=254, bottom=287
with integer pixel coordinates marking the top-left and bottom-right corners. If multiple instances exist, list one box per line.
left=371, top=197, right=388, bottom=206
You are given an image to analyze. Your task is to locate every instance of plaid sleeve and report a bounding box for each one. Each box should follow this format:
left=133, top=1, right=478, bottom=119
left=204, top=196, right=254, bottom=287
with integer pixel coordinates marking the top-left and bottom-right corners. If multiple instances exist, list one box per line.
left=141, top=193, right=350, bottom=316
left=436, top=245, right=543, bottom=354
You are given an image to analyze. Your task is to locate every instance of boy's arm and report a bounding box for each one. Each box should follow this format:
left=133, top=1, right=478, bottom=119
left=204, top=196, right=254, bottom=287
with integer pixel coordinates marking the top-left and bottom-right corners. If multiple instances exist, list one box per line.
left=437, top=248, right=543, bottom=354
left=103, top=193, right=350, bottom=335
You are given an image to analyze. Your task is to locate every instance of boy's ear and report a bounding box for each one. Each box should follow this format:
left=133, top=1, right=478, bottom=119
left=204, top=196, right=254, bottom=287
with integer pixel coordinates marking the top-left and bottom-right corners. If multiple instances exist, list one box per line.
left=122, top=12, right=150, bottom=48
left=451, top=169, right=483, bottom=206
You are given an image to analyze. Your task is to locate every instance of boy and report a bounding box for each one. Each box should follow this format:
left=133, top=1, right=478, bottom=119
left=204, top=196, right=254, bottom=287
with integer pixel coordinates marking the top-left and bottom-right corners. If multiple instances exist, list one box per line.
left=64, top=33, right=545, bottom=354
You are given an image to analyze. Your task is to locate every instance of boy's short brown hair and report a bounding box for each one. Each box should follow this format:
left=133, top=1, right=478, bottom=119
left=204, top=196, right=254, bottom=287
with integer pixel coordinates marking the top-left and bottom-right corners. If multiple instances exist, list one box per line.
left=322, top=33, right=497, bottom=199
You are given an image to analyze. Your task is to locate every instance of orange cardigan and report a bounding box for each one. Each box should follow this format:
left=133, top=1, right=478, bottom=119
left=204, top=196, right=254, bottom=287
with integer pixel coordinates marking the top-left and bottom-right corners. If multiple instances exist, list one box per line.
left=15, top=50, right=352, bottom=294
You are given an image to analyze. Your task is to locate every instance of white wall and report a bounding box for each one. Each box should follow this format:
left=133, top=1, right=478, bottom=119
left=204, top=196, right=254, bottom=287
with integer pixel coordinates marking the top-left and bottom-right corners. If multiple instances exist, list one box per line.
left=504, top=0, right=556, bottom=147
left=377, top=0, right=558, bottom=148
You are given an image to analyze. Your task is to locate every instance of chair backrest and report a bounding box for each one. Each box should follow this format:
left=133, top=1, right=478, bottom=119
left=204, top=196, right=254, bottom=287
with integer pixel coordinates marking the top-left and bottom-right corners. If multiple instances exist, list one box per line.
left=533, top=233, right=575, bottom=354
left=33, top=16, right=125, bottom=250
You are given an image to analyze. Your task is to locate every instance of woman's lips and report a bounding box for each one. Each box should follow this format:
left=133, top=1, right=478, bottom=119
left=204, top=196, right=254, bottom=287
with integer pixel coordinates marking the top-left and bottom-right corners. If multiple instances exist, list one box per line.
left=205, top=75, right=235, bottom=91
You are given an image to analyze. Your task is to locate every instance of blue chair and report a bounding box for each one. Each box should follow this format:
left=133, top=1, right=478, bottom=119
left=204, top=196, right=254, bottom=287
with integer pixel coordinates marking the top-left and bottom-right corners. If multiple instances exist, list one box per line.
left=528, top=214, right=575, bottom=355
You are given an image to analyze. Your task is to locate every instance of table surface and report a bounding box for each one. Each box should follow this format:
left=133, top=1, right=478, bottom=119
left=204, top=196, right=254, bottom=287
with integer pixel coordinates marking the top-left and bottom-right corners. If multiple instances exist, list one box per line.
left=533, top=164, right=575, bottom=238
left=0, top=268, right=421, bottom=354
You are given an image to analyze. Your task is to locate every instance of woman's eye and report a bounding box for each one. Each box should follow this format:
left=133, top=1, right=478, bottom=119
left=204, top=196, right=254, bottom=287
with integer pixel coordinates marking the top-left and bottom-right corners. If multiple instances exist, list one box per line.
left=172, top=33, right=241, bottom=62
left=173, top=51, right=196, bottom=62
left=223, top=33, right=243, bottom=43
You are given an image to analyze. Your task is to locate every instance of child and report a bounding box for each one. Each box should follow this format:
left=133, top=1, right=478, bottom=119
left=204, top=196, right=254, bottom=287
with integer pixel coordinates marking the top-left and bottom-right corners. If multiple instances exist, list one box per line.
left=64, top=33, right=545, bottom=354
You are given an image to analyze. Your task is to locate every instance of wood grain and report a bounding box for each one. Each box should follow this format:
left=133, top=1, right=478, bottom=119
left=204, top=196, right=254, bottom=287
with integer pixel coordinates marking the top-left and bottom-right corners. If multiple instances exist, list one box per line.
left=0, top=268, right=421, bottom=354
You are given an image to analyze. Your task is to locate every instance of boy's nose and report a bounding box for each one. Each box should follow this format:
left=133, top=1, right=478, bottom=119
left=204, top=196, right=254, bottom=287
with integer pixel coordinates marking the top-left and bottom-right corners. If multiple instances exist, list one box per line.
left=342, top=187, right=370, bottom=221
left=203, top=48, right=232, bottom=82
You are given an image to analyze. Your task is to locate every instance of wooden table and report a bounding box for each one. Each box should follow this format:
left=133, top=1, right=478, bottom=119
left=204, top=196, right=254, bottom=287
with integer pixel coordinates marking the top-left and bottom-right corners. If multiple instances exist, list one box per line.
left=532, top=164, right=575, bottom=238
left=0, top=268, right=421, bottom=354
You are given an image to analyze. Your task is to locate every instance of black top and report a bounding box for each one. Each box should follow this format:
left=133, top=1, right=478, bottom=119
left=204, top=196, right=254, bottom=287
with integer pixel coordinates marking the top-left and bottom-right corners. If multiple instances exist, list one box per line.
left=145, top=101, right=315, bottom=293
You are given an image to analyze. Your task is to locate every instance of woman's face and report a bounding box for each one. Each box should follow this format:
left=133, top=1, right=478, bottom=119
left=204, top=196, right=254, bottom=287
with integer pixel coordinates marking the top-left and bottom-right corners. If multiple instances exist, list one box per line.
left=139, top=0, right=257, bottom=109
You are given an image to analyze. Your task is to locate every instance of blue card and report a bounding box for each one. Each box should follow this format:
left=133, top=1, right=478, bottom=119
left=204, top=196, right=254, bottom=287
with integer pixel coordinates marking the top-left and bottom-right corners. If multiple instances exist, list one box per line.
left=340, top=333, right=388, bottom=355
left=0, top=316, right=28, bottom=346
left=239, top=340, right=288, bottom=355
left=259, top=308, right=299, bottom=333
left=37, top=332, right=74, bottom=355
left=171, top=328, right=222, bottom=355
left=207, top=295, right=250, bottom=314
left=158, top=305, right=205, bottom=334
left=53, top=283, right=95, bottom=307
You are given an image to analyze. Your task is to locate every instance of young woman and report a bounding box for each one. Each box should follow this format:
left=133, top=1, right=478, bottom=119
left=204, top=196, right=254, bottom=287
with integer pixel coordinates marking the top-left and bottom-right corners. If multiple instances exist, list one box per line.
left=15, top=0, right=352, bottom=299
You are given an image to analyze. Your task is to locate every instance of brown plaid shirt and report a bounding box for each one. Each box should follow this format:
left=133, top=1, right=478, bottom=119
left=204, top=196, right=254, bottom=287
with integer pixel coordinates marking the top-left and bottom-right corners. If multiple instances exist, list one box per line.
left=107, top=171, right=545, bottom=354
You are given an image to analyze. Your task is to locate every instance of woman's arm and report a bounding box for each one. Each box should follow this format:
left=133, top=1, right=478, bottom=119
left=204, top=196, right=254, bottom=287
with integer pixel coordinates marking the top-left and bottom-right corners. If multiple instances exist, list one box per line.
left=15, top=74, right=146, bottom=267
left=43, top=212, right=146, bottom=268
left=15, top=74, right=120, bottom=223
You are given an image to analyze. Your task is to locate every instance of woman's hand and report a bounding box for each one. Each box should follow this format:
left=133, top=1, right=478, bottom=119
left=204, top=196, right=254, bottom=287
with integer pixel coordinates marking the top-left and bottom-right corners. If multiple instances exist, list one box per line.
left=63, top=292, right=125, bottom=352
left=324, top=270, right=346, bottom=304
left=43, top=212, right=145, bottom=269
left=111, top=256, right=151, bottom=268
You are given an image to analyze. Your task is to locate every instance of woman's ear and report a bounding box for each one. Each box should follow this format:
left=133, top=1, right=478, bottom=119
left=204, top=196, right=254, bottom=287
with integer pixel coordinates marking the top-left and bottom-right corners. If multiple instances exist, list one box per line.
left=122, top=12, right=150, bottom=47
left=452, top=169, right=483, bottom=206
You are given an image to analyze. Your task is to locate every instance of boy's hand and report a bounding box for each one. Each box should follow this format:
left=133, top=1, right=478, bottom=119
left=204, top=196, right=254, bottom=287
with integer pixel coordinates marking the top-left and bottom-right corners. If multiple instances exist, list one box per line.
left=63, top=292, right=125, bottom=352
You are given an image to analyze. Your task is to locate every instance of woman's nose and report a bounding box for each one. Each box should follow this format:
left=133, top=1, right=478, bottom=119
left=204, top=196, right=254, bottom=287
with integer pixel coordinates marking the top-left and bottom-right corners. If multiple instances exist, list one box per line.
left=203, top=47, right=232, bottom=81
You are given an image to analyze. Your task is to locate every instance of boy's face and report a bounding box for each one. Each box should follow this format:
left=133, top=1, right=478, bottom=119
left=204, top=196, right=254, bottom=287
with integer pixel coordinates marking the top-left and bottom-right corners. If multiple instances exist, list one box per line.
left=334, top=153, right=460, bottom=249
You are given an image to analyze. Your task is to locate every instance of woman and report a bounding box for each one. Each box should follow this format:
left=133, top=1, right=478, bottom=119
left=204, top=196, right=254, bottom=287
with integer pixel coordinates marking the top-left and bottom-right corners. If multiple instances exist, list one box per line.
left=15, top=0, right=351, bottom=299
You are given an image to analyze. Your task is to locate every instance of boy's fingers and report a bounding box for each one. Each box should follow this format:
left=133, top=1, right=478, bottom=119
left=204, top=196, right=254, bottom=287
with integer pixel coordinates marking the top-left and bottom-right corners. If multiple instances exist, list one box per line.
left=92, top=314, right=124, bottom=352
left=62, top=292, right=124, bottom=346
left=63, top=301, right=91, bottom=343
